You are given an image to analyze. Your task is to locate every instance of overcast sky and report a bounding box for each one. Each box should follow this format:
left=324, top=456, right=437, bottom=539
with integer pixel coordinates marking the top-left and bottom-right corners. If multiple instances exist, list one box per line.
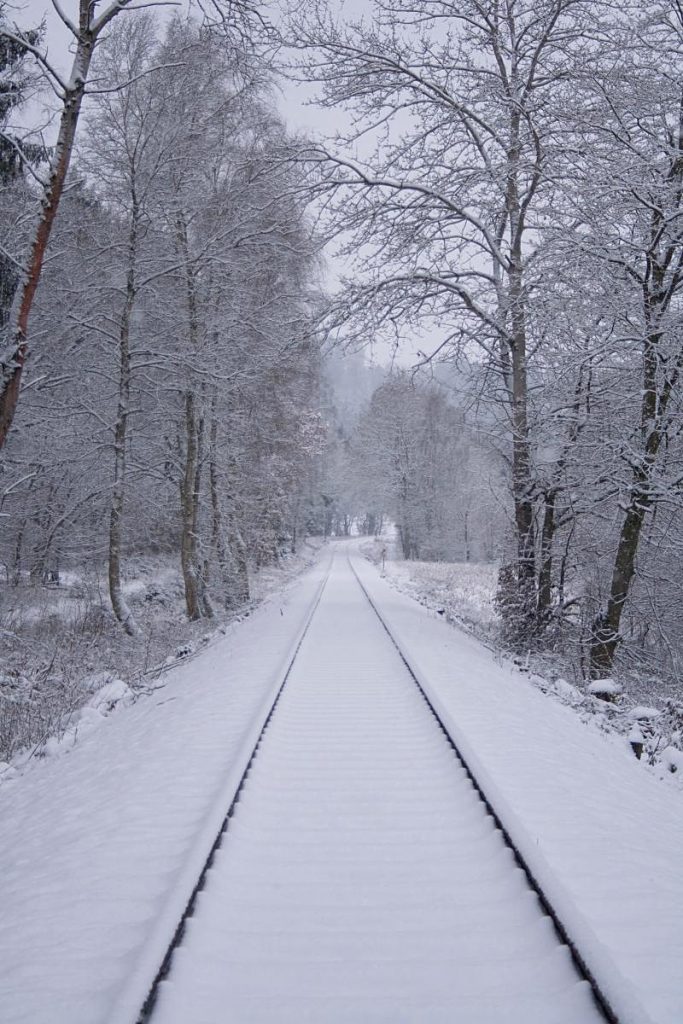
left=8, top=0, right=420, bottom=367
left=11, top=0, right=352, bottom=132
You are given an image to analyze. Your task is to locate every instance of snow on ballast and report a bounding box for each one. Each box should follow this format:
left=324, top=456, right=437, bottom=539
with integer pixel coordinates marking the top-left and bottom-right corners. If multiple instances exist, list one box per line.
left=140, top=554, right=608, bottom=1024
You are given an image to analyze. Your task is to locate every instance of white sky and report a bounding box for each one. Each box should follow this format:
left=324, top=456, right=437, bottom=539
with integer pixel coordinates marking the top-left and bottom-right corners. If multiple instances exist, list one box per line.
left=9, top=0, right=359, bottom=131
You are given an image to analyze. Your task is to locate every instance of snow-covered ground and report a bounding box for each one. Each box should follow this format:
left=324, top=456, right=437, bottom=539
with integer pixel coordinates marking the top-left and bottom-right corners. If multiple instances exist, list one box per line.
left=378, top=551, right=683, bottom=773
left=0, top=543, right=681, bottom=1024
left=0, top=556, right=329, bottom=1024
left=383, top=557, right=499, bottom=636
left=354, top=553, right=683, bottom=1024
left=0, top=540, right=325, bottom=765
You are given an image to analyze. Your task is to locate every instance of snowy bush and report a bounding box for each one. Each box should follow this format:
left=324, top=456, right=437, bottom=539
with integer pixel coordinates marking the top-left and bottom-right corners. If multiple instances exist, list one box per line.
left=0, top=665, right=84, bottom=762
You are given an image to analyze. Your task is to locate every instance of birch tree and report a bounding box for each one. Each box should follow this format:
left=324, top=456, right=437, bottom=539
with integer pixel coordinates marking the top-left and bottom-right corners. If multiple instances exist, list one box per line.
left=79, top=15, right=170, bottom=634
left=0, top=0, right=263, bottom=451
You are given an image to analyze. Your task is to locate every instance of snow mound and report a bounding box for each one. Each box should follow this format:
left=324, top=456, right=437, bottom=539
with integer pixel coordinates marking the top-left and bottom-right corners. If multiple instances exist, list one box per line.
left=627, top=705, right=661, bottom=720
left=86, top=679, right=131, bottom=712
left=587, top=678, right=623, bottom=698
left=661, top=746, right=683, bottom=774
left=0, top=761, right=17, bottom=783
left=551, top=677, right=583, bottom=704
left=32, top=680, right=133, bottom=764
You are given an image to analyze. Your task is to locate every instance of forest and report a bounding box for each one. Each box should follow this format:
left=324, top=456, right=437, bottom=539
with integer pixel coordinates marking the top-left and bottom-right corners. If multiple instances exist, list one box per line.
left=1, top=0, right=683, bottom=761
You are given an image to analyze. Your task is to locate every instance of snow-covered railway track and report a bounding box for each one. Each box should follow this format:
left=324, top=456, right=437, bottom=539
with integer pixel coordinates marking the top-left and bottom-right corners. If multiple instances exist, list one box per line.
left=132, top=553, right=616, bottom=1024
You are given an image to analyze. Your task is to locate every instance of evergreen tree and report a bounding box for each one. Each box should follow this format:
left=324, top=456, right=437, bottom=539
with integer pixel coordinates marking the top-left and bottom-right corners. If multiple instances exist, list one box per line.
left=0, top=4, right=43, bottom=330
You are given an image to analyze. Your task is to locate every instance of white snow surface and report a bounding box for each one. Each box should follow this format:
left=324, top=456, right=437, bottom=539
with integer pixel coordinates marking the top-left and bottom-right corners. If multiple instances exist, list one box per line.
left=0, top=544, right=681, bottom=1024
left=627, top=706, right=661, bottom=720
left=150, top=554, right=601, bottom=1024
left=587, top=678, right=623, bottom=697
left=353, top=552, right=683, bottom=1024
left=0, top=557, right=330, bottom=1024
left=385, top=557, right=498, bottom=632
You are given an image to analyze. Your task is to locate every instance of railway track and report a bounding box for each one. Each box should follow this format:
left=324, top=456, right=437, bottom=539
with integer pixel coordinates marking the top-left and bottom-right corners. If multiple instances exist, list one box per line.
left=125, top=552, right=618, bottom=1024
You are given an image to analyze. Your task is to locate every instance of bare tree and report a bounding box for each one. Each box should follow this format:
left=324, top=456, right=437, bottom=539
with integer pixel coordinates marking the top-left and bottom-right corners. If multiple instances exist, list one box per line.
left=294, top=0, right=594, bottom=638
left=0, top=0, right=265, bottom=450
left=78, top=16, right=166, bottom=633
left=560, top=3, right=683, bottom=675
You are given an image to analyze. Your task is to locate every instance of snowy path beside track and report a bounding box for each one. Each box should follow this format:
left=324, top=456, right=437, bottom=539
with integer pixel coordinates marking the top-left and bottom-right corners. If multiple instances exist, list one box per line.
left=149, top=555, right=603, bottom=1024
left=0, top=557, right=330, bottom=1024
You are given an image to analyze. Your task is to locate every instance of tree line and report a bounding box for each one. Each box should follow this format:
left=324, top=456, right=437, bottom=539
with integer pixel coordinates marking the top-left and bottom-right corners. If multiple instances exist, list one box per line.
left=294, top=0, right=683, bottom=681
left=0, top=8, right=325, bottom=632
left=2, top=0, right=683, bottom=690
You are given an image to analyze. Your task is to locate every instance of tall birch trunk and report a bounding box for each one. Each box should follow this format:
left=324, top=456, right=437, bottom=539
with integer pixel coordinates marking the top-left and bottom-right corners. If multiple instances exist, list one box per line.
left=180, top=390, right=201, bottom=620
left=0, top=0, right=135, bottom=447
left=506, top=104, right=536, bottom=630
left=108, top=206, right=140, bottom=637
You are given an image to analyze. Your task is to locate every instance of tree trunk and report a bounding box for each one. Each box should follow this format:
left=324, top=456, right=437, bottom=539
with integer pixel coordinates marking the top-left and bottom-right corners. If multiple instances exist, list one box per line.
left=590, top=474, right=651, bottom=676
left=463, top=508, right=471, bottom=563
left=506, top=105, right=536, bottom=632
left=180, top=391, right=201, bottom=620
left=589, top=296, right=678, bottom=675
left=12, top=520, right=25, bottom=586
left=0, top=40, right=94, bottom=448
left=208, top=410, right=234, bottom=608
left=228, top=528, right=250, bottom=605
left=537, top=489, right=557, bottom=625
left=193, top=406, right=209, bottom=615
left=175, top=208, right=205, bottom=621
left=108, top=207, right=140, bottom=636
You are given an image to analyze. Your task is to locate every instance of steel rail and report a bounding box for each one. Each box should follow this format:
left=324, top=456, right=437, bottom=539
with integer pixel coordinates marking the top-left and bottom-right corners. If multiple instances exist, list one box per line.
left=130, top=551, right=620, bottom=1024
left=347, top=554, right=619, bottom=1024
left=132, top=561, right=333, bottom=1024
